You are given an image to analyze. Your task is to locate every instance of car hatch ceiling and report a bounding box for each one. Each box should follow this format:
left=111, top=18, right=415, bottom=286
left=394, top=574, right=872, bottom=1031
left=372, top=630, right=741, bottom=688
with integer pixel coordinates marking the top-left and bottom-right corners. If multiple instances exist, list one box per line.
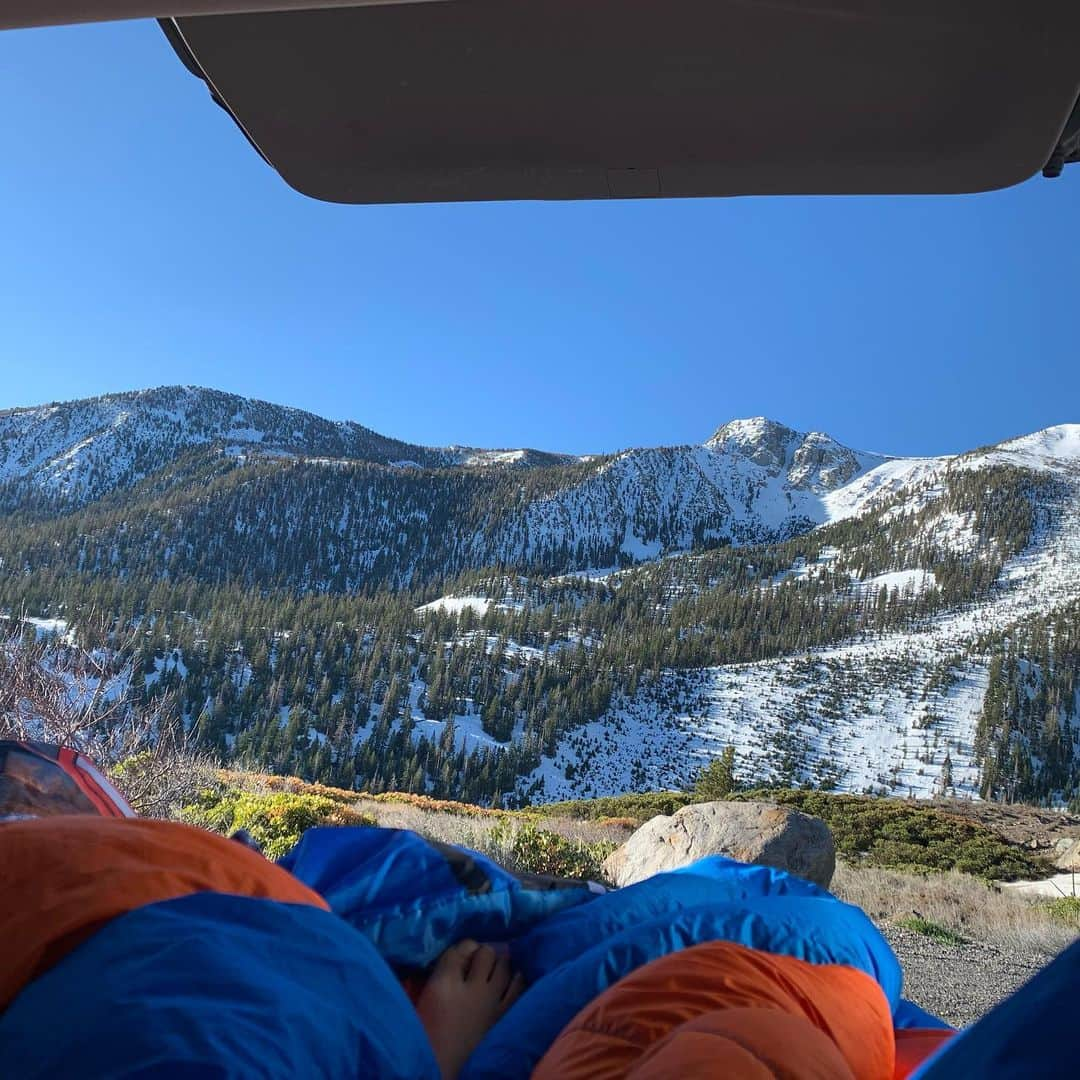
left=155, top=1, right=1080, bottom=203
left=10, top=1, right=1080, bottom=203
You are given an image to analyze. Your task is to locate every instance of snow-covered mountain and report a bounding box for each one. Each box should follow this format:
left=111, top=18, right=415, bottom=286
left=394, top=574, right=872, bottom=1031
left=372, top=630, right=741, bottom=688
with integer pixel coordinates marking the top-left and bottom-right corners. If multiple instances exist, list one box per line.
left=0, top=388, right=912, bottom=583
left=0, top=386, right=575, bottom=504
left=541, top=418, right=893, bottom=562
left=0, top=386, right=435, bottom=498
left=3, top=386, right=1077, bottom=590
left=706, top=417, right=887, bottom=493
left=4, top=385, right=1078, bottom=807
left=519, top=427, right=1080, bottom=803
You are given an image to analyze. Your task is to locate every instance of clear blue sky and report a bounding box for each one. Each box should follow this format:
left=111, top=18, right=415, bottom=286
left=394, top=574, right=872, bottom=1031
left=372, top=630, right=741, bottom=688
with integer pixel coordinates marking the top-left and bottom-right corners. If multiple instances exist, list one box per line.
left=1, top=18, right=1077, bottom=457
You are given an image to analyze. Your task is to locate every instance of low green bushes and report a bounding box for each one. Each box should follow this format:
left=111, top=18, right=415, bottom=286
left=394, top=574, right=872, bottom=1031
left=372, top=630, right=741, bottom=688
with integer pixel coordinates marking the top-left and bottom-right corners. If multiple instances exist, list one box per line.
left=541, top=791, right=693, bottom=822
left=742, top=789, right=1053, bottom=882
left=489, top=820, right=617, bottom=881
left=540, top=787, right=1053, bottom=882
left=183, top=777, right=614, bottom=874
left=894, top=915, right=967, bottom=944
left=186, top=770, right=1054, bottom=884
left=183, top=787, right=374, bottom=859
left=1041, top=896, right=1080, bottom=926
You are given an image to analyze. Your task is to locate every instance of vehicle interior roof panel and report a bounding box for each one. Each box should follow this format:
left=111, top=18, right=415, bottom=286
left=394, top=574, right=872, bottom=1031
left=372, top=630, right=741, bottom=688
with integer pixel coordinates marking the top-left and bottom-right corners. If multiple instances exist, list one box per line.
left=157, top=1, right=1080, bottom=201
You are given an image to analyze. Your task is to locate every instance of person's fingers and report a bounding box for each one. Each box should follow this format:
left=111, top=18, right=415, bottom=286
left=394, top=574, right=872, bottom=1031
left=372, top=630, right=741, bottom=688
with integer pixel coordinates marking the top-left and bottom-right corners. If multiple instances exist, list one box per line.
left=489, top=951, right=513, bottom=994
left=439, top=938, right=481, bottom=976
left=501, top=971, right=525, bottom=1009
left=465, top=944, right=499, bottom=983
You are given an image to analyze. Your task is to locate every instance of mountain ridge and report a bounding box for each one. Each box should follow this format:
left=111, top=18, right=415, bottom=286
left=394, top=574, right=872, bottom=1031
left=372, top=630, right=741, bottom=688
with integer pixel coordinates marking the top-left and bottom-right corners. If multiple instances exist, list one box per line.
left=2, top=386, right=1079, bottom=809
left=3, top=385, right=1075, bottom=507
left=2, top=386, right=1077, bottom=590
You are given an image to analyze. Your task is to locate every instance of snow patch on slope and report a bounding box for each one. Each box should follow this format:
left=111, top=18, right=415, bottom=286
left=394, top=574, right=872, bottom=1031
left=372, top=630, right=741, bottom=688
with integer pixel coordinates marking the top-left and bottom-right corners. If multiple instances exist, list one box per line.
left=973, top=424, right=1080, bottom=471
left=416, top=595, right=494, bottom=617
left=523, top=471, right=1080, bottom=804
left=853, top=569, right=937, bottom=596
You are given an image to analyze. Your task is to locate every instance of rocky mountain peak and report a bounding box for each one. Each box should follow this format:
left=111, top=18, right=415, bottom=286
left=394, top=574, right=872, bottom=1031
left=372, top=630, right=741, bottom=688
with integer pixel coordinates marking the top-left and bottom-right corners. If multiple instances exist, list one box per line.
left=705, top=417, right=801, bottom=468
left=704, top=417, right=880, bottom=494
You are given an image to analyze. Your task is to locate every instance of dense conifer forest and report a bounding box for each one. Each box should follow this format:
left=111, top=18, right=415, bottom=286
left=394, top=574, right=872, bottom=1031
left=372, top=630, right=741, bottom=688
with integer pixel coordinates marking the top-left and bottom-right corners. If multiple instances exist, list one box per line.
left=3, top=454, right=1071, bottom=805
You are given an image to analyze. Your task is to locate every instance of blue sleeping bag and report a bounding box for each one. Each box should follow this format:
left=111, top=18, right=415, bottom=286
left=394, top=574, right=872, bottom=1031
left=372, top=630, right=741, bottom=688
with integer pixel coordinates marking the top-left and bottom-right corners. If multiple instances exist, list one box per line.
left=286, top=826, right=911, bottom=1077
left=1, top=825, right=948, bottom=1078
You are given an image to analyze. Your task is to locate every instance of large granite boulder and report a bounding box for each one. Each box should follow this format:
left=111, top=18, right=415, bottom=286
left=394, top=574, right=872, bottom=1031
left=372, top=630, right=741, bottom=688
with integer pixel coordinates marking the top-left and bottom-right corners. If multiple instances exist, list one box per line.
left=1053, top=835, right=1080, bottom=871
left=601, top=800, right=836, bottom=889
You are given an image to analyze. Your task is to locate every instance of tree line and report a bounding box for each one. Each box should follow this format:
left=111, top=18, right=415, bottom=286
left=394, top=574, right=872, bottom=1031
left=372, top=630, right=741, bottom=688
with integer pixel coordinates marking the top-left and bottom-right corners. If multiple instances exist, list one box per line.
left=0, top=463, right=1062, bottom=804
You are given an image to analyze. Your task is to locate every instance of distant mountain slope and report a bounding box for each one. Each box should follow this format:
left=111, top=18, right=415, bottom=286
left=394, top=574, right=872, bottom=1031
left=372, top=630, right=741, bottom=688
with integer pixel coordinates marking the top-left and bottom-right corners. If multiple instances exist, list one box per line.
left=538, top=418, right=893, bottom=563
left=0, top=389, right=920, bottom=587
left=3, top=386, right=1078, bottom=809
left=520, top=439, right=1080, bottom=804
left=0, top=386, right=448, bottom=499
left=0, top=386, right=580, bottom=506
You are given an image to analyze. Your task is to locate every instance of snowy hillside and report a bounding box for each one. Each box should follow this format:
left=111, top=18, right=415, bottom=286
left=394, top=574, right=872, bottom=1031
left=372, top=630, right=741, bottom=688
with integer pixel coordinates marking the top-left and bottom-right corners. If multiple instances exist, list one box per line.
left=466, top=421, right=1080, bottom=581
left=522, top=449, right=1080, bottom=804
left=10, top=388, right=1051, bottom=585
left=2, top=387, right=1077, bottom=808
left=0, top=386, right=446, bottom=500
left=521, top=418, right=892, bottom=562
left=0, top=386, right=576, bottom=505
left=0, top=390, right=933, bottom=586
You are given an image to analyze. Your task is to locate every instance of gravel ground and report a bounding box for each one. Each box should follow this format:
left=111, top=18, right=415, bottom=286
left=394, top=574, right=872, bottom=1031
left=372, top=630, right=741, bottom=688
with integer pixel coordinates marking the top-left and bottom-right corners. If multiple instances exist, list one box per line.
left=884, top=925, right=1055, bottom=1027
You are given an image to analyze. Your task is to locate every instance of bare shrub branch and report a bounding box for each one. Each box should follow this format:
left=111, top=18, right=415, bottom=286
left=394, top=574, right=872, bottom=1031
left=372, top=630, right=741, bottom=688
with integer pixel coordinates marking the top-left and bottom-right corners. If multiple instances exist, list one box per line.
left=0, top=629, right=213, bottom=818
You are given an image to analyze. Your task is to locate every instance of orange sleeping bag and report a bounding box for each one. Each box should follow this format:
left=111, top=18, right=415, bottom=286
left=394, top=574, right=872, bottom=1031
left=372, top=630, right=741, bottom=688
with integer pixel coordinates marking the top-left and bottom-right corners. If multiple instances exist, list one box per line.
left=0, top=815, right=327, bottom=1011
left=534, top=939, right=952, bottom=1080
